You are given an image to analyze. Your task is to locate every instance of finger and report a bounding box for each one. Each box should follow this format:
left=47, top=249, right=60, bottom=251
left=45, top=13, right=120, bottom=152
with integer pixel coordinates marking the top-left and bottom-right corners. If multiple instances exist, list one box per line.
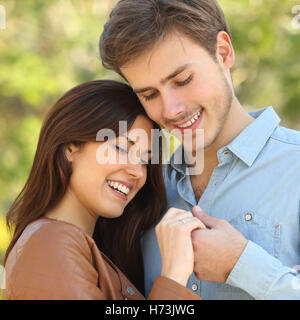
left=192, top=205, right=203, bottom=218
left=185, top=217, right=206, bottom=230
left=173, top=211, right=194, bottom=219
left=178, top=216, right=206, bottom=230
left=166, top=210, right=193, bottom=222
left=192, top=206, right=219, bottom=228
left=161, top=208, right=187, bottom=221
left=172, top=212, right=199, bottom=225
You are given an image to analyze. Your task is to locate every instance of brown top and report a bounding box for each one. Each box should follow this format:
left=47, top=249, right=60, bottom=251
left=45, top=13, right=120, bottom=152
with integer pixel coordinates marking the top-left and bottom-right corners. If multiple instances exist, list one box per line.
left=4, top=218, right=201, bottom=300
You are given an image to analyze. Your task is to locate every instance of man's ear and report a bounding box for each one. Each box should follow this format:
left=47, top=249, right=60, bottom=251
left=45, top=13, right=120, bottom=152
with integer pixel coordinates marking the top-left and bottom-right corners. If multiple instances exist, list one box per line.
left=65, top=143, right=80, bottom=162
left=215, top=31, right=235, bottom=70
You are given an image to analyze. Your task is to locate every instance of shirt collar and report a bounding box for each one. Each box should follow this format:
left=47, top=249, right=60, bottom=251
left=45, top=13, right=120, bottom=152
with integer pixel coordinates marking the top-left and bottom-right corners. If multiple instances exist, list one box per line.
left=167, top=143, right=186, bottom=174
left=169, top=106, right=281, bottom=173
left=225, top=106, right=280, bottom=167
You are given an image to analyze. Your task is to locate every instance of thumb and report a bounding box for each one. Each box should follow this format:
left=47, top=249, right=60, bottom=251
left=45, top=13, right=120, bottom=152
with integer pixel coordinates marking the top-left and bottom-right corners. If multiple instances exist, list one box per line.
left=192, top=206, right=219, bottom=229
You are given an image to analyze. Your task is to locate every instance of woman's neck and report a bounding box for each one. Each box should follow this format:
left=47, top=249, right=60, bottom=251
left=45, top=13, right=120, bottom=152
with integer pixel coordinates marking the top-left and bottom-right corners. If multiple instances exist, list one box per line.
left=45, top=188, right=98, bottom=237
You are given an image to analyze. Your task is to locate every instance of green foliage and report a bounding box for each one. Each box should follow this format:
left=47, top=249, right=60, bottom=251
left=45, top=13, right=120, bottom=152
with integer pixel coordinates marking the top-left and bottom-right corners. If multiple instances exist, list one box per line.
left=0, top=0, right=300, bottom=270
left=219, top=0, right=300, bottom=127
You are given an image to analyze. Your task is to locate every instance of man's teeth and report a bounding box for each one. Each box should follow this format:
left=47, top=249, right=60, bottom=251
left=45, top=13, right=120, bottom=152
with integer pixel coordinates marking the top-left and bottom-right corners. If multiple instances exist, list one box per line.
left=177, top=109, right=203, bottom=128
left=107, top=180, right=130, bottom=195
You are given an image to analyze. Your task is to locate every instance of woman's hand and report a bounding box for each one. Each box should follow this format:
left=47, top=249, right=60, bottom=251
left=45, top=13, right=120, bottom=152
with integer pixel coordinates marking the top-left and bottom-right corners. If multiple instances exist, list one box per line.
left=155, top=207, right=206, bottom=287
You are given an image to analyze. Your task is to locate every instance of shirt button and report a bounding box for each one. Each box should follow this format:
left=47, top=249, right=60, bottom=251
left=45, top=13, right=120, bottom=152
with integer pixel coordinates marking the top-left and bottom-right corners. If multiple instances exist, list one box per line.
left=126, top=286, right=135, bottom=295
left=191, top=283, right=198, bottom=291
left=245, top=213, right=253, bottom=221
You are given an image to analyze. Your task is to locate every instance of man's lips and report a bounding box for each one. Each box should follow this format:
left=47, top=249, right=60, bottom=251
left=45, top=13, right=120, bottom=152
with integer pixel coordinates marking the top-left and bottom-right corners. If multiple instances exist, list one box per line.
left=172, top=109, right=204, bottom=131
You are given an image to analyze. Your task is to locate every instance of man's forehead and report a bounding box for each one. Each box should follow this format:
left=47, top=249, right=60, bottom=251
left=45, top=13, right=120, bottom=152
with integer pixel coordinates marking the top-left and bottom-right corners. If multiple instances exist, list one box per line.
left=121, top=33, right=206, bottom=86
left=121, top=33, right=190, bottom=73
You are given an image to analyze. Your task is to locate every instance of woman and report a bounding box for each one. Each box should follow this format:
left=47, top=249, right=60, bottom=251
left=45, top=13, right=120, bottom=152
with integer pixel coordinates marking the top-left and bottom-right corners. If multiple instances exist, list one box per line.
left=4, top=80, right=204, bottom=300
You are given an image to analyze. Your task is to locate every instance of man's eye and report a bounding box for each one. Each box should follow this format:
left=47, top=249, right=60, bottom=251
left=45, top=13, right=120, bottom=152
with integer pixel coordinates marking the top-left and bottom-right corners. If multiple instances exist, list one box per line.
left=176, top=75, right=193, bottom=87
left=142, top=91, right=158, bottom=101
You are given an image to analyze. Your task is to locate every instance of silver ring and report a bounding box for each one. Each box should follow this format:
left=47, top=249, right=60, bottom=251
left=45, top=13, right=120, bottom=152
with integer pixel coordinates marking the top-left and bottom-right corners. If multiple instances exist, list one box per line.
left=180, top=218, right=185, bottom=224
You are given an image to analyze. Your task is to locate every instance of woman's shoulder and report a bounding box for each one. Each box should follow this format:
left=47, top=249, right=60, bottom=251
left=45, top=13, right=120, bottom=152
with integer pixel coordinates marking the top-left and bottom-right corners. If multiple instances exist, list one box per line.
left=21, top=217, right=88, bottom=243
left=5, top=217, right=97, bottom=283
left=4, top=218, right=103, bottom=300
left=13, top=217, right=94, bottom=263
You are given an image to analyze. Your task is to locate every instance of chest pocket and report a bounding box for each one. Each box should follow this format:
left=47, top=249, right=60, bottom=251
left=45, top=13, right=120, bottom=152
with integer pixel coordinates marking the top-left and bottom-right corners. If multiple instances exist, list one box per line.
left=229, top=212, right=281, bottom=259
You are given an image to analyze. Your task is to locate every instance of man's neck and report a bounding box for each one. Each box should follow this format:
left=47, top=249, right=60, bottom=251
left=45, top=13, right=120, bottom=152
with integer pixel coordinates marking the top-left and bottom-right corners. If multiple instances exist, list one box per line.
left=189, top=97, right=255, bottom=201
left=203, top=96, right=254, bottom=169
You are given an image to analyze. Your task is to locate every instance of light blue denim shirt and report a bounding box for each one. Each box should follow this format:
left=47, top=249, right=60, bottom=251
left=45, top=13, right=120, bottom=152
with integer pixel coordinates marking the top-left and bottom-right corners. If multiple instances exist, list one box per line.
left=141, top=106, right=300, bottom=300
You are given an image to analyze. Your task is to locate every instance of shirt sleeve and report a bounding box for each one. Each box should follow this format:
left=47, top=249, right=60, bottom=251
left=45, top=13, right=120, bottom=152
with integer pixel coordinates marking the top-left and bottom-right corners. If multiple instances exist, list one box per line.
left=7, top=223, right=107, bottom=300
left=226, top=240, right=300, bottom=299
left=148, top=276, right=202, bottom=300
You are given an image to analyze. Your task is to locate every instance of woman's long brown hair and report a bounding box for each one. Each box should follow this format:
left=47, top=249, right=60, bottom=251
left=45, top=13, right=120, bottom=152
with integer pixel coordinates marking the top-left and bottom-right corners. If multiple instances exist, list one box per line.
left=4, top=80, right=166, bottom=293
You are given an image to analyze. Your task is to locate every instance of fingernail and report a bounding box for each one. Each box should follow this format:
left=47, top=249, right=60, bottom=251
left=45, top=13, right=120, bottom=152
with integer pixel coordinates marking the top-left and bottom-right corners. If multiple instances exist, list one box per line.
left=194, top=205, right=202, bottom=212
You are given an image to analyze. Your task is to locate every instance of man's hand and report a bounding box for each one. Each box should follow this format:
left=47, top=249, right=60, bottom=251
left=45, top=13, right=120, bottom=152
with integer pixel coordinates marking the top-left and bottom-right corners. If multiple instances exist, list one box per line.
left=191, top=206, right=248, bottom=283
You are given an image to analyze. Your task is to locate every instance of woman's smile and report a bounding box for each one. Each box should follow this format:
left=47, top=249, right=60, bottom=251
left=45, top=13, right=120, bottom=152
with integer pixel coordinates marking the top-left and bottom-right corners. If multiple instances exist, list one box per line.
left=106, top=179, right=132, bottom=201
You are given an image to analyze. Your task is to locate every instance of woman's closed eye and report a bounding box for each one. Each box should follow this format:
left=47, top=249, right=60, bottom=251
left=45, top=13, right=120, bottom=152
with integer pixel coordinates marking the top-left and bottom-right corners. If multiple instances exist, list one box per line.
left=114, top=144, right=128, bottom=154
left=114, top=144, right=151, bottom=166
left=140, top=158, right=151, bottom=167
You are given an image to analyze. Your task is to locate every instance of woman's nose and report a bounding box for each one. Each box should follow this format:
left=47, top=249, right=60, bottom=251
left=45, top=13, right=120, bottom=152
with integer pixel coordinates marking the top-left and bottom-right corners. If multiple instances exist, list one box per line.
left=124, top=163, right=145, bottom=179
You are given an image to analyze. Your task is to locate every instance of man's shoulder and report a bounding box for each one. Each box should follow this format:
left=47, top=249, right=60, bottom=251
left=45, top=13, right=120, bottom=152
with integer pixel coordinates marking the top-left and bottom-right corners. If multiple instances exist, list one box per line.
left=271, top=125, right=300, bottom=148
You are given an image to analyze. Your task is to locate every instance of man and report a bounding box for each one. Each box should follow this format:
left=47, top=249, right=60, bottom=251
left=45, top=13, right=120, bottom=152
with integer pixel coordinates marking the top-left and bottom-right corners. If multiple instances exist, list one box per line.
left=100, top=0, right=300, bottom=299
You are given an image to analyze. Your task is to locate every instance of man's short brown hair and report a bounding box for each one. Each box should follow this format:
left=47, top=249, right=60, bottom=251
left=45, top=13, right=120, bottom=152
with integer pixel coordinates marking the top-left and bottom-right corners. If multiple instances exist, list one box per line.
left=100, top=0, right=231, bottom=76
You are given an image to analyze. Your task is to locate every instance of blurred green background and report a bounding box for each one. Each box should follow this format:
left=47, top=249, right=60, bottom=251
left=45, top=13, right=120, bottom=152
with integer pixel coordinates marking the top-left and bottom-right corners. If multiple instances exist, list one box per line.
left=0, top=0, right=300, bottom=297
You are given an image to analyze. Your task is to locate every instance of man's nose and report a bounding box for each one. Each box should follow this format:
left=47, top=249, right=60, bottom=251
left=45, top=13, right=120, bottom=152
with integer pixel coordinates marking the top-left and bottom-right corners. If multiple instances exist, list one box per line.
left=161, top=91, right=186, bottom=120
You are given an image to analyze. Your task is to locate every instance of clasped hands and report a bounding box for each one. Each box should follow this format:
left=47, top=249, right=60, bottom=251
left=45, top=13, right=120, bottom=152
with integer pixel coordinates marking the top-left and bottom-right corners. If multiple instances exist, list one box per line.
left=191, top=206, right=248, bottom=283
left=156, top=206, right=248, bottom=286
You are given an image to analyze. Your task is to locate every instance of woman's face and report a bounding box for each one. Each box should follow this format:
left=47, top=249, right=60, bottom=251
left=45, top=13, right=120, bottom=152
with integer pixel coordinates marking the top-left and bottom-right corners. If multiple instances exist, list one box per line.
left=68, top=115, right=153, bottom=219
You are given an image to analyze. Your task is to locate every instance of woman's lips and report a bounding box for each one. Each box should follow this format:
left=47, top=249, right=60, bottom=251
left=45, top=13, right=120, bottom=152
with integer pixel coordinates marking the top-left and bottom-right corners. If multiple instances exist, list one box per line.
left=107, top=182, right=128, bottom=201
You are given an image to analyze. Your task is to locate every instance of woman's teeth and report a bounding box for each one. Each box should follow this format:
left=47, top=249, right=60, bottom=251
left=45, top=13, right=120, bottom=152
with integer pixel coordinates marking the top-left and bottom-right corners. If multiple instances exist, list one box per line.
left=107, top=180, right=130, bottom=195
left=177, top=109, right=203, bottom=128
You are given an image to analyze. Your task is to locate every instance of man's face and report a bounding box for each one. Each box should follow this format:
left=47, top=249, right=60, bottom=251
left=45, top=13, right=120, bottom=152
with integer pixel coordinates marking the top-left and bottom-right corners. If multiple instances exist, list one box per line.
left=121, top=32, right=234, bottom=151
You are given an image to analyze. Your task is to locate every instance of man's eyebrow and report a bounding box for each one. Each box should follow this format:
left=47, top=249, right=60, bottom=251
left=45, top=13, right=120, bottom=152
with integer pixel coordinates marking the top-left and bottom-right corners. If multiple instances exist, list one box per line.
left=133, top=86, right=155, bottom=94
left=160, top=63, right=192, bottom=85
left=133, top=63, right=192, bottom=94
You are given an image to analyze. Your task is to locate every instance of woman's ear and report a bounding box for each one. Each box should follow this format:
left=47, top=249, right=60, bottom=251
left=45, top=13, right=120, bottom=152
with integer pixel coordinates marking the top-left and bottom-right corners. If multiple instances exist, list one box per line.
left=65, top=144, right=80, bottom=162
